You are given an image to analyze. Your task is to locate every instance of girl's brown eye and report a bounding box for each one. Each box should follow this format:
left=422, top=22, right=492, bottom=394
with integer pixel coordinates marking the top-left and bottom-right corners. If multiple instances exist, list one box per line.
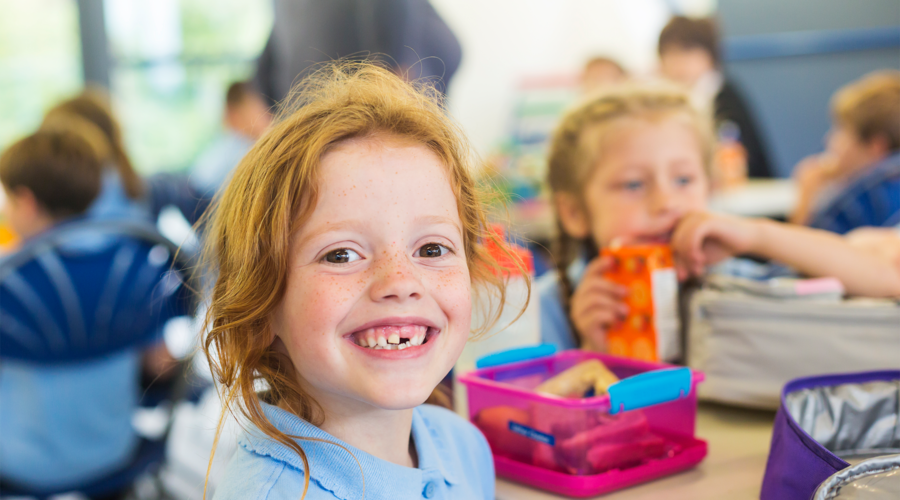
left=324, top=248, right=360, bottom=264
left=418, top=243, right=448, bottom=258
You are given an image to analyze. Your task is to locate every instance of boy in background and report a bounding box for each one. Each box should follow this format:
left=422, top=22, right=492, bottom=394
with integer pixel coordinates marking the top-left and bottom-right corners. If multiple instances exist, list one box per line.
left=190, top=80, right=272, bottom=196
left=1, top=123, right=181, bottom=491
left=658, top=15, right=774, bottom=179
left=0, top=124, right=112, bottom=490
left=791, top=71, right=900, bottom=232
left=1, top=124, right=102, bottom=241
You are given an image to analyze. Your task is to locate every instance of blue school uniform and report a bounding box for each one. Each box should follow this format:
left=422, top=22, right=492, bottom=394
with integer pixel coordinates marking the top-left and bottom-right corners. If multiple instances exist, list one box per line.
left=214, top=402, right=495, bottom=500
left=0, top=351, right=141, bottom=489
left=89, top=170, right=152, bottom=223
left=0, top=211, right=155, bottom=490
left=537, top=256, right=794, bottom=351
left=808, top=152, right=900, bottom=233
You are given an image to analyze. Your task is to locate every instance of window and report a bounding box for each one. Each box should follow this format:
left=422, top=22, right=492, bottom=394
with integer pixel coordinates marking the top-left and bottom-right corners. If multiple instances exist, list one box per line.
left=104, top=0, right=272, bottom=173
left=0, top=0, right=82, bottom=150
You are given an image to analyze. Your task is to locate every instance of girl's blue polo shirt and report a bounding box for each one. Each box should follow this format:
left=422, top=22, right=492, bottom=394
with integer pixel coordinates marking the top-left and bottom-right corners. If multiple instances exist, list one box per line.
left=214, top=402, right=495, bottom=500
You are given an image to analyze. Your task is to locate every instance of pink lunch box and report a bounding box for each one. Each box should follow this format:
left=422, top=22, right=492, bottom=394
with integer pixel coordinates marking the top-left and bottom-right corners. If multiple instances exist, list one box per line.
left=458, top=349, right=707, bottom=497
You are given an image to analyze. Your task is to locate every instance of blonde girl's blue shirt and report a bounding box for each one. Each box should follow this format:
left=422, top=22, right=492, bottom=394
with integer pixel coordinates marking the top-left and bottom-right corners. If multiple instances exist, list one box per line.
left=214, top=402, right=495, bottom=500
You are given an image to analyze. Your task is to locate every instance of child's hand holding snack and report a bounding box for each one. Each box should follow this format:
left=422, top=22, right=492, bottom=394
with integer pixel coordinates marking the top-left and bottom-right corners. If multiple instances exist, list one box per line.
left=670, top=211, right=762, bottom=280
left=569, top=256, right=629, bottom=351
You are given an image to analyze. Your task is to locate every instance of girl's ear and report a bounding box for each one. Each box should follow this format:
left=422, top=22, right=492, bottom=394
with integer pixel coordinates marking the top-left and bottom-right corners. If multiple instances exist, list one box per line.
left=271, top=335, right=289, bottom=353
left=554, top=192, right=591, bottom=239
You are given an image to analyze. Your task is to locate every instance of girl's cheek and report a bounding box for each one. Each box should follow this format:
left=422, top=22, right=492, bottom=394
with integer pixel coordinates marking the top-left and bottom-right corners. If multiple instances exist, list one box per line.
left=428, top=266, right=471, bottom=312
left=291, top=272, right=366, bottom=325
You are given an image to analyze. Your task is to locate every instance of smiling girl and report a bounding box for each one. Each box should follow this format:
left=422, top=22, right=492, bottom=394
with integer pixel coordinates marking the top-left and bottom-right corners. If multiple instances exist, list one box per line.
left=204, top=63, right=522, bottom=499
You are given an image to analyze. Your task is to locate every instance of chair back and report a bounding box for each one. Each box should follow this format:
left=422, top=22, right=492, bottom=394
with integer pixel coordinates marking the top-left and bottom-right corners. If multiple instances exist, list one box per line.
left=0, top=218, right=196, bottom=363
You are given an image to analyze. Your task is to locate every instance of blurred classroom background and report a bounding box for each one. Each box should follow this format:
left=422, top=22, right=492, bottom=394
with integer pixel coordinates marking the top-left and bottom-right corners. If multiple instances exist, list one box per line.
left=3, top=0, right=898, bottom=176
left=3, top=1, right=899, bottom=265
left=0, top=1, right=898, bottom=499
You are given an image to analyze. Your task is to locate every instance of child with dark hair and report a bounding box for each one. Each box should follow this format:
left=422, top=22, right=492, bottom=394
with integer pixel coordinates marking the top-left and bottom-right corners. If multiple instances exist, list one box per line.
left=0, top=124, right=115, bottom=489
left=1, top=123, right=103, bottom=240
left=658, top=15, right=774, bottom=179
left=190, top=80, right=273, bottom=196
left=1, top=121, right=183, bottom=491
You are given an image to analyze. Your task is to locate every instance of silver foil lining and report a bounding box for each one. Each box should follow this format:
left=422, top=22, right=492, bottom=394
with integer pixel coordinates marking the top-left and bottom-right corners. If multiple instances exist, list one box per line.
left=813, top=454, right=900, bottom=499
left=785, top=379, right=900, bottom=458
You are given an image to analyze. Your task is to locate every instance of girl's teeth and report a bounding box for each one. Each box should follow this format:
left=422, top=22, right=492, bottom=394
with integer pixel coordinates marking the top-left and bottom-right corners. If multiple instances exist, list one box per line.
left=400, top=325, right=416, bottom=339
left=353, top=326, right=431, bottom=349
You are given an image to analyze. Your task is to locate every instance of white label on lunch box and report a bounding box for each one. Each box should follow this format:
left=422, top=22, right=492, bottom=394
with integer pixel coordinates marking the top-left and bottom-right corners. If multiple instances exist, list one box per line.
left=652, top=267, right=680, bottom=362
left=508, top=421, right=555, bottom=446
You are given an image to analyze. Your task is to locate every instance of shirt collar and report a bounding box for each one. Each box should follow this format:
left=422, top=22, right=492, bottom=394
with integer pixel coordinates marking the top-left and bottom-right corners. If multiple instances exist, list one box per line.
left=411, top=405, right=459, bottom=485
left=242, top=402, right=456, bottom=499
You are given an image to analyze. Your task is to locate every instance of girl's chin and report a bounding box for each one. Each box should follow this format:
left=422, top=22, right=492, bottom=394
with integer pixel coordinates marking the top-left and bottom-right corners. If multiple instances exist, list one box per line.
left=365, top=391, right=437, bottom=411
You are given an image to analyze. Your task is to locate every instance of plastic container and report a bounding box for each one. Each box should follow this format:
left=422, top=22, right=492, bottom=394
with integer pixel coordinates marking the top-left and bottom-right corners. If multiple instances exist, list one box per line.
left=459, top=350, right=707, bottom=498
left=454, top=225, right=540, bottom=416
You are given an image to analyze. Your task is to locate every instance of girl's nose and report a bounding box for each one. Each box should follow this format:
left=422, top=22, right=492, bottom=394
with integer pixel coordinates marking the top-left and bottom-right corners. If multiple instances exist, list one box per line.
left=649, top=184, right=676, bottom=214
left=369, top=254, right=424, bottom=302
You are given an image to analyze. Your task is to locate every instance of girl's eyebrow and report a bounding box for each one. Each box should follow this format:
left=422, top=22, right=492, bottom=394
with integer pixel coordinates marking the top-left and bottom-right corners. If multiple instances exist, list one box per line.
left=415, top=215, right=463, bottom=235
left=301, top=219, right=368, bottom=242
left=301, top=215, right=461, bottom=243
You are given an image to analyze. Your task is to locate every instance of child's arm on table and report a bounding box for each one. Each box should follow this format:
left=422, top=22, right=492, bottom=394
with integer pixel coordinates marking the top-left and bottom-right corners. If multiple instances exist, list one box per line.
left=672, top=212, right=900, bottom=298
left=569, top=256, right=630, bottom=351
left=845, top=227, right=900, bottom=279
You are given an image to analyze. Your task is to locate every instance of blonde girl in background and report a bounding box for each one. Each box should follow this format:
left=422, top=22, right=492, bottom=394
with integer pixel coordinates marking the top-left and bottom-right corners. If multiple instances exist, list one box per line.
left=204, top=62, right=523, bottom=499
left=537, top=85, right=900, bottom=353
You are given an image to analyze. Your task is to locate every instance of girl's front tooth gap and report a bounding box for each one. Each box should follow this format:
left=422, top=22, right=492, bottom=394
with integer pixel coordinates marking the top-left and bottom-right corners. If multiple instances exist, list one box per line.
left=354, top=325, right=432, bottom=349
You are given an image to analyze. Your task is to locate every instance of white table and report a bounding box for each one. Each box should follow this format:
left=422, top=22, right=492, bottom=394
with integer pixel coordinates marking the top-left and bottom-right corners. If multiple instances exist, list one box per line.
left=496, top=403, right=776, bottom=500
left=709, top=180, right=797, bottom=219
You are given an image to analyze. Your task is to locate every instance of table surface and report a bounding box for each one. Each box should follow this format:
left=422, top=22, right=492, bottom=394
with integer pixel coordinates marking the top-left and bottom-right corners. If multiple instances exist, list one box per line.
left=708, top=179, right=796, bottom=219
left=495, top=403, right=777, bottom=500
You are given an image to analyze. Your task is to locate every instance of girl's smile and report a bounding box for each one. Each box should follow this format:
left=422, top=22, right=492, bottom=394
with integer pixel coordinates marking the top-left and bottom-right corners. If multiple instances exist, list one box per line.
left=344, top=317, right=440, bottom=359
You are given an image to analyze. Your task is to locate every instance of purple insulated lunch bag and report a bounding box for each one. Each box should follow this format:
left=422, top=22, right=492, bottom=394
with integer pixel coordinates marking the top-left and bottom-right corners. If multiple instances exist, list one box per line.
left=760, top=370, right=900, bottom=500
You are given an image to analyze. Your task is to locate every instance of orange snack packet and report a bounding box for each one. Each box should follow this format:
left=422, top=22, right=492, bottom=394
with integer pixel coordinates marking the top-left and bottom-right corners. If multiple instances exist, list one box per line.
left=600, top=245, right=680, bottom=362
